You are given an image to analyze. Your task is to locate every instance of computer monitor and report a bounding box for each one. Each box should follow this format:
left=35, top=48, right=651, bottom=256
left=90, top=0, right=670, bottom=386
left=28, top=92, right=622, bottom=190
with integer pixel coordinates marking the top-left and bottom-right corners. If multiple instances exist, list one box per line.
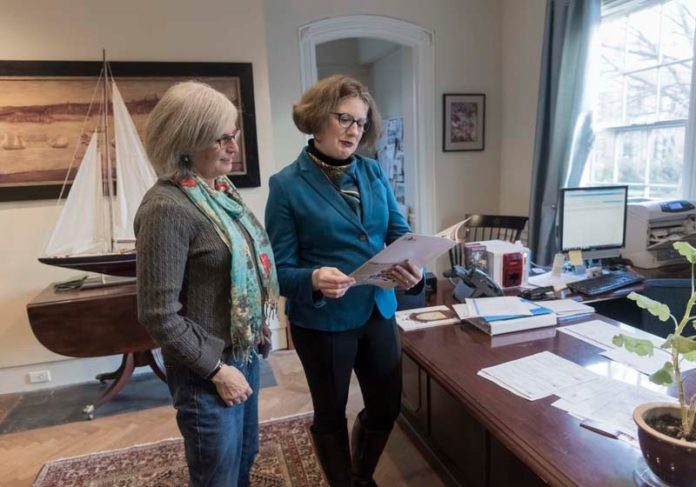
left=559, top=185, right=628, bottom=261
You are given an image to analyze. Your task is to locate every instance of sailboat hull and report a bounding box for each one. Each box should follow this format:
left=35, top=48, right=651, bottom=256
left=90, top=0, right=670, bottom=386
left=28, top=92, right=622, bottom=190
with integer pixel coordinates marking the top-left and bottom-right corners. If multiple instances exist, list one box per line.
left=39, top=254, right=136, bottom=277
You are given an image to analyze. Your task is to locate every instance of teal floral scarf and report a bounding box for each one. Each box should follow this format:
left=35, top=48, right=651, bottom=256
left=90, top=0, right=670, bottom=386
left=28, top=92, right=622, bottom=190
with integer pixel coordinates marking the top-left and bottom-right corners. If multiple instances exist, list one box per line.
left=178, top=174, right=279, bottom=362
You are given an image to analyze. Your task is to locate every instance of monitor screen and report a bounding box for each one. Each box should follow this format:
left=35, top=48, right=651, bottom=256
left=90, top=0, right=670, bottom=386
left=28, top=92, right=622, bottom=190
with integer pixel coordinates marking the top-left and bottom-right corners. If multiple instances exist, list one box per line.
left=560, top=186, right=628, bottom=252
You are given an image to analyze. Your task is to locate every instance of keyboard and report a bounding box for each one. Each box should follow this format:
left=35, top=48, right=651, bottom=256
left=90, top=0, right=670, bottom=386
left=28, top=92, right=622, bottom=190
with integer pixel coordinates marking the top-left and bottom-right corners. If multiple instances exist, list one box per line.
left=566, top=271, right=643, bottom=296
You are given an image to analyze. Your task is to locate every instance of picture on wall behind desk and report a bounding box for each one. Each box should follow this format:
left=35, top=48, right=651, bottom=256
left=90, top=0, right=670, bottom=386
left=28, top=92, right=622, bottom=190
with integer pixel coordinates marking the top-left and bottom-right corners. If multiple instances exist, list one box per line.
left=443, top=93, right=485, bottom=152
left=0, top=61, right=260, bottom=201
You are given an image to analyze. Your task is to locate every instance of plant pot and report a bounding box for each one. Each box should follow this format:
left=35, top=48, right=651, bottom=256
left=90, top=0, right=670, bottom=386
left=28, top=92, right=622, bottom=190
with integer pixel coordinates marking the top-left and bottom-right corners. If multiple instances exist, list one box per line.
left=634, top=402, right=696, bottom=487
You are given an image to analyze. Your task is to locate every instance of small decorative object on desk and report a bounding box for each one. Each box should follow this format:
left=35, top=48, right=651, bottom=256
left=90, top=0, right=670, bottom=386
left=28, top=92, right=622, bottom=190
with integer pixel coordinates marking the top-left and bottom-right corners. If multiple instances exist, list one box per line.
left=464, top=242, right=488, bottom=273
left=613, top=241, right=696, bottom=487
left=395, top=305, right=460, bottom=332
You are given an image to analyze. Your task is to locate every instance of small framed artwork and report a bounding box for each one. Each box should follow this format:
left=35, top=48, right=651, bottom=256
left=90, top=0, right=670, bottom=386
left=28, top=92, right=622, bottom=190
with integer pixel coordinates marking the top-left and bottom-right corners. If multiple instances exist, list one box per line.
left=442, top=93, right=485, bottom=152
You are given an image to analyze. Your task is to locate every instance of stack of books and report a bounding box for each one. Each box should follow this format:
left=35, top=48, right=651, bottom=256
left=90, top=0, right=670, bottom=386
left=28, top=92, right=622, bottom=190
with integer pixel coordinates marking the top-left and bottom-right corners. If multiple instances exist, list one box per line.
left=454, top=296, right=557, bottom=336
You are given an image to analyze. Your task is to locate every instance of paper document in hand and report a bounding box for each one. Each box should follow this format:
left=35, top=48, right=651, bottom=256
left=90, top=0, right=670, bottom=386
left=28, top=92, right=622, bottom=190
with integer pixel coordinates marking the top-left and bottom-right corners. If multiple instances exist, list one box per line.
left=395, top=305, right=460, bottom=331
left=350, top=233, right=456, bottom=288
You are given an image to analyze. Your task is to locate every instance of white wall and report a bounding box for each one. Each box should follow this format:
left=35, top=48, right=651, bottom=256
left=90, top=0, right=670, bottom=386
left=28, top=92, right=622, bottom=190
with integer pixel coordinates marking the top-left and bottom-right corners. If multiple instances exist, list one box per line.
left=316, top=39, right=372, bottom=88
left=0, top=0, right=277, bottom=392
left=499, top=0, right=546, bottom=215
left=263, top=0, right=503, bottom=234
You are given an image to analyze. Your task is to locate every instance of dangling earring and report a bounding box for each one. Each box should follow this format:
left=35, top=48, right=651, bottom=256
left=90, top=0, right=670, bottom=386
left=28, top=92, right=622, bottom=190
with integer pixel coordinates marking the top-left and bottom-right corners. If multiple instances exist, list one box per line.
left=180, top=154, right=191, bottom=166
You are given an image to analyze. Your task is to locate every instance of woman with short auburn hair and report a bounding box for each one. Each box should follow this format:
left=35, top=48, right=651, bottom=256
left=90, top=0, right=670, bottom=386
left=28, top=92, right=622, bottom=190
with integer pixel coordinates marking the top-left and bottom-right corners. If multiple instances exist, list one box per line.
left=265, top=74, right=422, bottom=486
left=136, top=80, right=278, bottom=487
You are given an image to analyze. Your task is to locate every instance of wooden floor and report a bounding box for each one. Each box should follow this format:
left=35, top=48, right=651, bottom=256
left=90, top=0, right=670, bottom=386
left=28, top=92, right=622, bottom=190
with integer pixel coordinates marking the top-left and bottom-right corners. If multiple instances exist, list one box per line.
left=0, top=350, right=444, bottom=486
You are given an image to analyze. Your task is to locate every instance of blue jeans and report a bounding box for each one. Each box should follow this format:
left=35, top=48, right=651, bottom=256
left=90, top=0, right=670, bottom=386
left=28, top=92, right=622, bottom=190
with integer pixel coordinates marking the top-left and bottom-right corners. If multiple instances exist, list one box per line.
left=166, top=351, right=260, bottom=487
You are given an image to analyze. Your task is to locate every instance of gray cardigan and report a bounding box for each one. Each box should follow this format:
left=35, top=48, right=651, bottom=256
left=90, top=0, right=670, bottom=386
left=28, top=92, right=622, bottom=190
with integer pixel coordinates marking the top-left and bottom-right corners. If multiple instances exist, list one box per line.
left=135, top=179, right=231, bottom=378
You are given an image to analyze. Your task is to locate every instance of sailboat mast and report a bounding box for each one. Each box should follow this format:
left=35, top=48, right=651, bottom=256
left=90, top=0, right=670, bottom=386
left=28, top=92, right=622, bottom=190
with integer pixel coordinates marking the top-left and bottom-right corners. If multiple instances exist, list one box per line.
left=102, top=49, right=115, bottom=253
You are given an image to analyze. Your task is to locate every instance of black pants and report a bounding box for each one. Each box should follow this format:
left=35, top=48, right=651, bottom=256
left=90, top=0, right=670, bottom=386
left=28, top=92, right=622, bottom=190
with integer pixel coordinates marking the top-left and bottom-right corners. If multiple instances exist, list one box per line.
left=291, top=308, right=402, bottom=434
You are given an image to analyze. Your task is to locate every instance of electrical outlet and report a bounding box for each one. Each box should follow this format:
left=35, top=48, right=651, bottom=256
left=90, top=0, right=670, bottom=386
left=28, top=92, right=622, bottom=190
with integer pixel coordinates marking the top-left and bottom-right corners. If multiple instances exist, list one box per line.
left=28, top=370, right=51, bottom=383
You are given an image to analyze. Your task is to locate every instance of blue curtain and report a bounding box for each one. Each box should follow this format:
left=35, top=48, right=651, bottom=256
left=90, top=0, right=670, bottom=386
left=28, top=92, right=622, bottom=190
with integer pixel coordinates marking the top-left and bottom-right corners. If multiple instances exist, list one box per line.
left=528, top=0, right=600, bottom=266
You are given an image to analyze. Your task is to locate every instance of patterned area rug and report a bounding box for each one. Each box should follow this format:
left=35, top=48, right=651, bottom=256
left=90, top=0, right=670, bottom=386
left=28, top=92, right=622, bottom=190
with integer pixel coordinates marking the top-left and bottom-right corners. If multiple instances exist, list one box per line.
left=33, top=413, right=327, bottom=487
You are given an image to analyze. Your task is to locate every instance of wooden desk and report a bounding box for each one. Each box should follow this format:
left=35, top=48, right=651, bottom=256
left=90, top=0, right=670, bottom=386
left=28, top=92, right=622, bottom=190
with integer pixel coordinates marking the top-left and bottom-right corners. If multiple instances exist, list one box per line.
left=26, top=283, right=165, bottom=419
left=399, top=306, right=694, bottom=486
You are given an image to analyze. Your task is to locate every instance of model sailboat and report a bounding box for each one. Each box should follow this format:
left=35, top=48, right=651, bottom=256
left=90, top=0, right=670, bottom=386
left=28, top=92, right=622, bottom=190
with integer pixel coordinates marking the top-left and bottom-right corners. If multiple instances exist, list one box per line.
left=39, top=55, right=156, bottom=276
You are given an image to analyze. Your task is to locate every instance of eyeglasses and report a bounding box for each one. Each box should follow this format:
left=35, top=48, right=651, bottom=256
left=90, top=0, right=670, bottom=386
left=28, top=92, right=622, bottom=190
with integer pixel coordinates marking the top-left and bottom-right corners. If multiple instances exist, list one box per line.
left=331, top=112, right=370, bottom=131
left=215, top=129, right=241, bottom=148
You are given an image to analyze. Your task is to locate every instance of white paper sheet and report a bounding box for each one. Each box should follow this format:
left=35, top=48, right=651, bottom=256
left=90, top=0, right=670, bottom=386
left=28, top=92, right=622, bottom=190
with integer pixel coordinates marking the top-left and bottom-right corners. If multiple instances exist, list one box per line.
left=601, top=347, right=696, bottom=376
left=477, top=351, right=598, bottom=400
left=559, top=320, right=663, bottom=351
left=350, top=233, right=456, bottom=288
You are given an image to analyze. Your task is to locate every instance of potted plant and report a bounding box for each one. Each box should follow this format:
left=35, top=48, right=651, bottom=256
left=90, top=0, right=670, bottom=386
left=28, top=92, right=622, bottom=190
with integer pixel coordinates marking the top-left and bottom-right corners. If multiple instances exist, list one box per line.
left=613, top=242, right=696, bottom=486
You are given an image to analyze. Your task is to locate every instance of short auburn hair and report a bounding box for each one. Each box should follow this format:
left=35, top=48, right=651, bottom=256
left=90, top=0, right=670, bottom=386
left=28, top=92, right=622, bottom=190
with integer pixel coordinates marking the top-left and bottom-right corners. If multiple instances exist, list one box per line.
left=292, top=75, right=382, bottom=151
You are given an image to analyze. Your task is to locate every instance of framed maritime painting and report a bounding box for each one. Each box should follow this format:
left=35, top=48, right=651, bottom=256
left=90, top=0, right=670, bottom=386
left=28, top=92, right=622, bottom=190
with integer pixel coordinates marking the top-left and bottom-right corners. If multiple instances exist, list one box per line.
left=0, top=61, right=260, bottom=202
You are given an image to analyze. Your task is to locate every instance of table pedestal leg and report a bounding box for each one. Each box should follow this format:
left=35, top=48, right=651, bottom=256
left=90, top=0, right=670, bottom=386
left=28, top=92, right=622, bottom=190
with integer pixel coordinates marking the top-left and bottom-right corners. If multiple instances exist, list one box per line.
left=83, top=350, right=167, bottom=419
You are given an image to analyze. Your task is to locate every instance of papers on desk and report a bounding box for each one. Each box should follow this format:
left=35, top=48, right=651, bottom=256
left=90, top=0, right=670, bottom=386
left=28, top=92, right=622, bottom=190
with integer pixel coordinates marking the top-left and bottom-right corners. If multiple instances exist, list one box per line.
left=350, top=233, right=456, bottom=288
left=395, top=305, right=461, bottom=332
left=559, top=320, right=696, bottom=376
left=477, top=351, right=598, bottom=400
left=527, top=271, right=586, bottom=291
left=453, top=297, right=557, bottom=335
left=553, top=376, right=675, bottom=441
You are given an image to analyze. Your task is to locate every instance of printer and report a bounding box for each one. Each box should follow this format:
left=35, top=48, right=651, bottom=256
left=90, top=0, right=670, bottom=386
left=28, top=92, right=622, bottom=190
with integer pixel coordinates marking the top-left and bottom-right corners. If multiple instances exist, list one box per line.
left=476, top=240, right=530, bottom=288
left=622, top=200, right=696, bottom=268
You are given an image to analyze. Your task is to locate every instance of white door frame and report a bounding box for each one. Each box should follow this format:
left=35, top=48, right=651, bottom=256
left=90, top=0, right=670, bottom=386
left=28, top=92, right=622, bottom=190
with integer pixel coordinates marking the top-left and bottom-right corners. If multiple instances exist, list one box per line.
left=298, top=15, right=436, bottom=235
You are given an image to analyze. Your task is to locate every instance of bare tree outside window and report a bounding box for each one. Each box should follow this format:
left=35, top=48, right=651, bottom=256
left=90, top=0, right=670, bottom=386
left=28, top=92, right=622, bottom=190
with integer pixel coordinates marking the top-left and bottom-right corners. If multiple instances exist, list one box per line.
left=583, top=0, right=696, bottom=199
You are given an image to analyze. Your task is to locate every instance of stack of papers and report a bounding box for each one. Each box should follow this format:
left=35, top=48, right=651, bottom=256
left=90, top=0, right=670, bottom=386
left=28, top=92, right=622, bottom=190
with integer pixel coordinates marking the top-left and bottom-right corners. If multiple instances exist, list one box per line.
left=477, top=351, right=598, bottom=400
left=453, top=297, right=557, bottom=336
left=537, top=299, right=594, bottom=319
left=395, top=305, right=460, bottom=332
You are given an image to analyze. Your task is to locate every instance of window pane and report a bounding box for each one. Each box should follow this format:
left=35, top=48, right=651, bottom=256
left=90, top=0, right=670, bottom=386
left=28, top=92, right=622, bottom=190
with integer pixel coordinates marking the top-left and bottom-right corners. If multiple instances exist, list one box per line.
left=659, top=61, right=691, bottom=120
left=597, top=76, right=624, bottom=125
left=628, top=185, right=647, bottom=198
left=600, top=17, right=626, bottom=76
left=616, top=130, right=646, bottom=183
left=626, top=68, right=657, bottom=123
left=589, top=131, right=616, bottom=183
left=649, top=185, right=681, bottom=198
left=626, top=5, right=662, bottom=71
left=661, top=0, right=696, bottom=63
left=649, top=126, right=684, bottom=185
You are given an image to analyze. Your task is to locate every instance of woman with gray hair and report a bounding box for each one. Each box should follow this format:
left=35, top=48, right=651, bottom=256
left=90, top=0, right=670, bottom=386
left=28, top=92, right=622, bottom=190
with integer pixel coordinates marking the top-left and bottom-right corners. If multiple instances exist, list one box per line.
left=135, top=81, right=278, bottom=487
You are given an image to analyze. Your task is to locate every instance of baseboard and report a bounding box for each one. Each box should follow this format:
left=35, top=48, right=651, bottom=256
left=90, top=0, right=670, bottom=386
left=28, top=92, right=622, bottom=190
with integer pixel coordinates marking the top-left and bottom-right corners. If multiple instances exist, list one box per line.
left=0, top=355, right=143, bottom=395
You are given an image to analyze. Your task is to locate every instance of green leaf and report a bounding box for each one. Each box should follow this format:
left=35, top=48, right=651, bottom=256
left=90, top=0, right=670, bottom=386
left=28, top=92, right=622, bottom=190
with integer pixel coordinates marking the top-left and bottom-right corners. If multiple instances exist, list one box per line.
left=683, top=350, right=696, bottom=361
left=613, top=334, right=654, bottom=356
left=650, top=362, right=675, bottom=385
left=627, top=292, right=671, bottom=321
left=672, top=336, right=696, bottom=354
left=673, top=242, right=696, bottom=264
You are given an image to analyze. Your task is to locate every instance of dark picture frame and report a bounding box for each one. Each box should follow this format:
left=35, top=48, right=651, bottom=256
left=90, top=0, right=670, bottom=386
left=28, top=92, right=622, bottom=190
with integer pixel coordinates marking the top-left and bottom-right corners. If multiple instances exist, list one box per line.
left=0, top=61, right=260, bottom=202
left=442, top=93, right=485, bottom=152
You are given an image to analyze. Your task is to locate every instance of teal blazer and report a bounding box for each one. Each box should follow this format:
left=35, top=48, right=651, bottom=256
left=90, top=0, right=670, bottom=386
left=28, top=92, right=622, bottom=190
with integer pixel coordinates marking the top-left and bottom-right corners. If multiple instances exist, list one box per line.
left=264, top=147, right=412, bottom=331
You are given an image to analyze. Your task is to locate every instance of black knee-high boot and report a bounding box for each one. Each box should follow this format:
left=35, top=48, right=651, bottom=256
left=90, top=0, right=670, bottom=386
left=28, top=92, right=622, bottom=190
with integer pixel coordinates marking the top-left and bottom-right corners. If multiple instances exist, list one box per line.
left=310, top=421, right=353, bottom=487
left=350, top=411, right=392, bottom=487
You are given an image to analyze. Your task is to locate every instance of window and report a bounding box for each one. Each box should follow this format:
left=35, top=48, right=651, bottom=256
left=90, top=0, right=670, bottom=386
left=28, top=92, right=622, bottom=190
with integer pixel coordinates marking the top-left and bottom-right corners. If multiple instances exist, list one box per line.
left=582, top=0, right=696, bottom=199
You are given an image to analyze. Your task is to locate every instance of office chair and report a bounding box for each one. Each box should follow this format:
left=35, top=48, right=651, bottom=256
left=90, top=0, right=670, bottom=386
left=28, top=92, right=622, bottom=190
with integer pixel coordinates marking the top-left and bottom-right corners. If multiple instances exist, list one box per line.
left=448, top=214, right=528, bottom=268
left=640, top=279, right=692, bottom=338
